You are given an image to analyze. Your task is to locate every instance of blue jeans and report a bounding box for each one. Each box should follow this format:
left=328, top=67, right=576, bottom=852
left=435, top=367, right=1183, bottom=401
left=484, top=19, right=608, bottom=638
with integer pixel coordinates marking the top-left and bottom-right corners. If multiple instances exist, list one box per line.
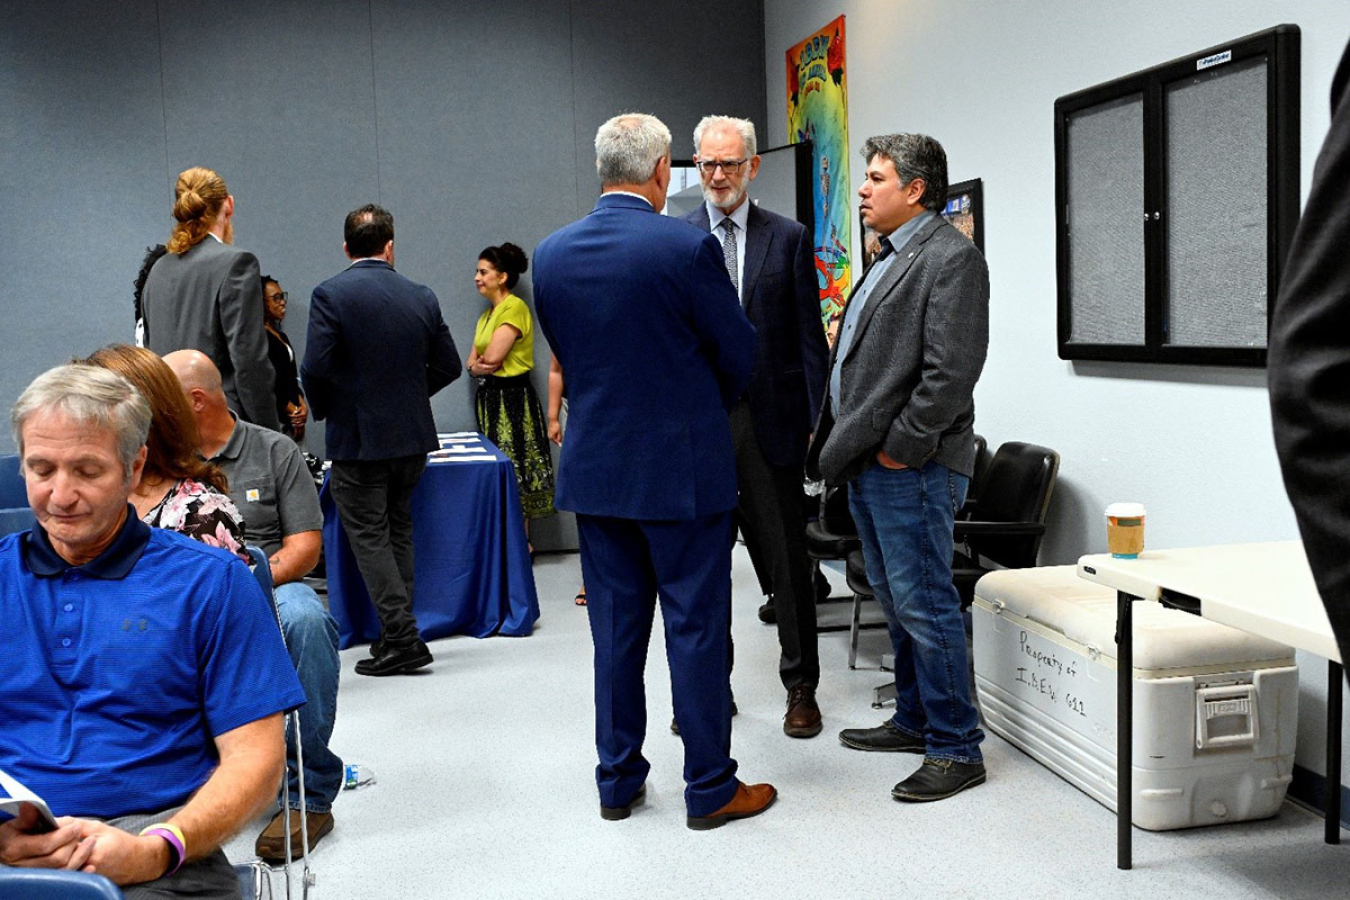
left=275, top=581, right=344, bottom=812
left=848, top=460, right=984, bottom=763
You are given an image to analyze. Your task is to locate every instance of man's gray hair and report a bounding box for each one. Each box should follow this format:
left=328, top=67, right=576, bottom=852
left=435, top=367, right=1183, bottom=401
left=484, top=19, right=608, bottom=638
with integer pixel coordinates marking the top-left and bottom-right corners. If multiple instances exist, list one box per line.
left=693, top=115, right=757, bottom=159
left=862, top=133, right=949, bottom=212
left=595, top=113, right=671, bottom=186
left=11, top=364, right=152, bottom=480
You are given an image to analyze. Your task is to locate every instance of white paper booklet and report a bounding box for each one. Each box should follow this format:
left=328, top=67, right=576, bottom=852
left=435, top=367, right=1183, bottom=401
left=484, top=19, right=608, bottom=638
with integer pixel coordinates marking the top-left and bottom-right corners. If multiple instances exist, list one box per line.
left=0, top=765, right=58, bottom=832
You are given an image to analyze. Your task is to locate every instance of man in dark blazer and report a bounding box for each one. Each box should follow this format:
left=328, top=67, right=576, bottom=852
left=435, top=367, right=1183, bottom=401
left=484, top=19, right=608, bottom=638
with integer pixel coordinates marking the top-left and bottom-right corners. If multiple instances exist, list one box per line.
left=301, top=204, right=461, bottom=677
left=684, top=115, right=829, bottom=738
left=533, top=112, right=776, bottom=830
left=142, top=166, right=279, bottom=431
left=807, top=133, right=989, bottom=802
left=1270, top=37, right=1350, bottom=669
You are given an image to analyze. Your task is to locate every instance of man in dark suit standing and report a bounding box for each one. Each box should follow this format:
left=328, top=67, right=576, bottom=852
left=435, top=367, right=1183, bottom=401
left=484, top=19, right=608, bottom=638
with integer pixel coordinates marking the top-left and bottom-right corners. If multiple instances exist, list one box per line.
left=684, top=115, right=829, bottom=738
left=1270, top=37, right=1350, bottom=669
left=533, top=113, right=776, bottom=830
left=142, top=166, right=279, bottom=430
left=808, top=134, right=989, bottom=802
left=301, top=204, right=461, bottom=677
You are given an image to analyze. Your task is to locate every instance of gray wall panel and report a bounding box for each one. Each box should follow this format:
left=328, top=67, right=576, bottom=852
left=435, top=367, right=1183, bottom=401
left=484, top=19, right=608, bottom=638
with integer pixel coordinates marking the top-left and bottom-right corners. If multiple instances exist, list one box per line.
left=155, top=0, right=381, bottom=410
left=569, top=0, right=768, bottom=212
left=0, top=1, right=166, bottom=389
left=0, top=0, right=767, bottom=549
left=369, top=0, right=577, bottom=432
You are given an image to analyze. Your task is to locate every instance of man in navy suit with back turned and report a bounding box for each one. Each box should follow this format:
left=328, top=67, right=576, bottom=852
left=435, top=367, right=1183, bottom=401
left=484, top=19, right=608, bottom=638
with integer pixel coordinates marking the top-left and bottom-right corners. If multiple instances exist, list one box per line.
left=533, top=113, right=776, bottom=829
left=301, top=204, right=461, bottom=677
left=684, top=115, right=829, bottom=738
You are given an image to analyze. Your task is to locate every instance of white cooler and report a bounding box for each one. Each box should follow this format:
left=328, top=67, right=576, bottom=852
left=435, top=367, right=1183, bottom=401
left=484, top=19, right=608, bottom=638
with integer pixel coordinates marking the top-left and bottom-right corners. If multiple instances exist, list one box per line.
left=972, top=565, right=1298, bottom=830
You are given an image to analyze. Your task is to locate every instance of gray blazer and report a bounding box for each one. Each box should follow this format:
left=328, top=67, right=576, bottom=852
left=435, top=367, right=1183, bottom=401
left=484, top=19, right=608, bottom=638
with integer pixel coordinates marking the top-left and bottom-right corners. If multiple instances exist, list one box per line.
left=142, top=237, right=280, bottom=430
left=806, top=215, right=988, bottom=486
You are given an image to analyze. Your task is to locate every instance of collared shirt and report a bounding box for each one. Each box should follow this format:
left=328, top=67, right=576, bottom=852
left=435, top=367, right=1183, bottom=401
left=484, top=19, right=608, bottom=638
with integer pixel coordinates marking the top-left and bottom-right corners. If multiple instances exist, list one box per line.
left=705, top=199, right=751, bottom=297
left=604, top=190, right=653, bottom=209
left=830, top=211, right=936, bottom=413
left=0, top=513, right=305, bottom=818
left=210, top=415, right=322, bottom=557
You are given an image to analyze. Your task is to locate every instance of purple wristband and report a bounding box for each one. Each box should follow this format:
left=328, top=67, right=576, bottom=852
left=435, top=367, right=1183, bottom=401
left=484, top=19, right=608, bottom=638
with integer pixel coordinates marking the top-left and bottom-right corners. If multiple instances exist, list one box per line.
left=142, top=826, right=186, bottom=876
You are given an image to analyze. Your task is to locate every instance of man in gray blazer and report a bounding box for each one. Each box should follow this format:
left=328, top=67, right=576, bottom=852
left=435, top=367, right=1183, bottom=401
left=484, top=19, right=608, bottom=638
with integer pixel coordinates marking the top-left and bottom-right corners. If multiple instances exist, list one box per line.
left=142, top=166, right=279, bottom=431
left=806, top=133, right=989, bottom=802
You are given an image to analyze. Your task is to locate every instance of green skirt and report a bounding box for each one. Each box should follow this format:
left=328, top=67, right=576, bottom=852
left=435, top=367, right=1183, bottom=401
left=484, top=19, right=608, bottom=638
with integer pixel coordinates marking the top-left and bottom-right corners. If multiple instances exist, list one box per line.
left=475, top=373, right=556, bottom=519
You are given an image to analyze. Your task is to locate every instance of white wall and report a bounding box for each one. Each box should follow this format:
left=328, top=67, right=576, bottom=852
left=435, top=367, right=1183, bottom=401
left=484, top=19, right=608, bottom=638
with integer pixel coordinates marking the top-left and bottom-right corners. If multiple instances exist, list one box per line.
left=763, top=0, right=1350, bottom=781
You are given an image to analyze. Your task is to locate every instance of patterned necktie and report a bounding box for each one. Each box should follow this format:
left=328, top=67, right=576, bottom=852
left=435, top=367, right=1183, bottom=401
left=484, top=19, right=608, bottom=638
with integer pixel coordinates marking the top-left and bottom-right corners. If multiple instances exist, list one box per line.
left=719, top=218, right=739, bottom=299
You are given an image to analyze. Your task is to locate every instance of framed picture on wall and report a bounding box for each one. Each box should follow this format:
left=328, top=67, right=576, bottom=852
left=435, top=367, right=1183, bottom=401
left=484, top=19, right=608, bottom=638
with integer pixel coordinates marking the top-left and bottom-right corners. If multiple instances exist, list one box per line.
left=943, top=178, right=984, bottom=251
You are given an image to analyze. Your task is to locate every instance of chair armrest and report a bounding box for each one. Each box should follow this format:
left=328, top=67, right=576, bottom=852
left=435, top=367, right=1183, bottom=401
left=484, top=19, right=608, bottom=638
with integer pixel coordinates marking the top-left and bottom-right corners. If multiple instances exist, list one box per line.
left=953, top=520, right=1047, bottom=538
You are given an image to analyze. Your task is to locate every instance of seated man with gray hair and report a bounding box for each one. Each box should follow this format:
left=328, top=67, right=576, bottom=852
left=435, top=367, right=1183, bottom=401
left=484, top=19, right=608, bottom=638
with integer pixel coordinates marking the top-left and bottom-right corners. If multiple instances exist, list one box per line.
left=0, top=364, right=304, bottom=898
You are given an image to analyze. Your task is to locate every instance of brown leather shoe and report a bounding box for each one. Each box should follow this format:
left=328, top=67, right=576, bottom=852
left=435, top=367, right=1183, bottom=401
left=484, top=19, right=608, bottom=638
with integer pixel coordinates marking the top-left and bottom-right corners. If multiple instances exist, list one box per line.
left=686, top=781, right=777, bottom=830
left=783, top=683, right=823, bottom=738
left=255, top=809, right=334, bottom=862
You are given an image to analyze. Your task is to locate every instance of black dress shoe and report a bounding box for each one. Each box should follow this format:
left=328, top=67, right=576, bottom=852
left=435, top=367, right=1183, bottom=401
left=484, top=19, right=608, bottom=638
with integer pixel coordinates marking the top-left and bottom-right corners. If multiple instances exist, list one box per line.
left=757, top=596, right=776, bottom=624
left=368, top=637, right=384, bottom=658
left=600, top=784, right=646, bottom=821
left=891, top=757, right=986, bottom=802
left=838, top=721, right=925, bottom=753
left=355, top=640, right=433, bottom=676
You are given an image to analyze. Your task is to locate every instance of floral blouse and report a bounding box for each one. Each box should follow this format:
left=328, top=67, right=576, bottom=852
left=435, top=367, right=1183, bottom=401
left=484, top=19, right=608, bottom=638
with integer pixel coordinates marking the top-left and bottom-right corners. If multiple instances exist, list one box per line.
left=140, top=478, right=249, bottom=562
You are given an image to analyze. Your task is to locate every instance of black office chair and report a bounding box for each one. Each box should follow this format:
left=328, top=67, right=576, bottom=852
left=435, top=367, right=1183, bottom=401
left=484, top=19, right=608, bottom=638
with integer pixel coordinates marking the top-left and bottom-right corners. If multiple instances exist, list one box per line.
left=846, top=438, right=1057, bottom=671
left=803, top=481, right=864, bottom=632
left=950, top=441, right=1060, bottom=609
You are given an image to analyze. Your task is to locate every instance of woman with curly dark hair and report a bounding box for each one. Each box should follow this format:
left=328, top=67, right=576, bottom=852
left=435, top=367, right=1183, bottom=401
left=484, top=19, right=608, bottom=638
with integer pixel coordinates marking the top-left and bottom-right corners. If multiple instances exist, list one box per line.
left=466, top=243, right=555, bottom=548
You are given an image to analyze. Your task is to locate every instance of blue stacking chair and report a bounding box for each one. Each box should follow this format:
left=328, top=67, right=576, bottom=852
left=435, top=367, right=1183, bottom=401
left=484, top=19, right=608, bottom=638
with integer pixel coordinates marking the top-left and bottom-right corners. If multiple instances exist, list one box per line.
left=238, top=547, right=316, bottom=900
left=0, top=867, right=124, bottom=899
left=0, top=453, right=36, bottom=536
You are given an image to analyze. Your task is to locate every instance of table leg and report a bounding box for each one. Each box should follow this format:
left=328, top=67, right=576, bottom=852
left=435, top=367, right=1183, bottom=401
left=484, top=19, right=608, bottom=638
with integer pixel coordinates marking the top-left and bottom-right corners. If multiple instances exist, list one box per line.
left=1116, top=590, right=1134, bottom=870
left=1328, top=659, right=1343, bottom=845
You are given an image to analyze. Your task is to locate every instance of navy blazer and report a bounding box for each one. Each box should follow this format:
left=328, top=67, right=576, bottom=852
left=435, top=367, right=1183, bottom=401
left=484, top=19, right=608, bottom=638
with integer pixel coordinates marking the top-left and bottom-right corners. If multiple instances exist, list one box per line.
left=301, top=260, right=461, bottom=462
left=684, top=202, right=827, bottom=467
left=533, top=193, right=756, bottom=521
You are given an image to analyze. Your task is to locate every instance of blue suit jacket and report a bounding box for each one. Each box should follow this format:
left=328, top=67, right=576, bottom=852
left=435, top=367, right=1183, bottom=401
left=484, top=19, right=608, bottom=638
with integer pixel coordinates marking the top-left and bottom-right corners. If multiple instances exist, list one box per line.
left=533, top=193, right=756, bottom=520
left=301, top=260, right=461, bottom=461
left=684, top=202, right=827, bottom=467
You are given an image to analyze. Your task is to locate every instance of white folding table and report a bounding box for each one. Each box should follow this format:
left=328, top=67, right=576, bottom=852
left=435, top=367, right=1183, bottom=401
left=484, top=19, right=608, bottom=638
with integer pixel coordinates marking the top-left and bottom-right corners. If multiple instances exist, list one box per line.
left=1077, top=541, right=1342, bottom=869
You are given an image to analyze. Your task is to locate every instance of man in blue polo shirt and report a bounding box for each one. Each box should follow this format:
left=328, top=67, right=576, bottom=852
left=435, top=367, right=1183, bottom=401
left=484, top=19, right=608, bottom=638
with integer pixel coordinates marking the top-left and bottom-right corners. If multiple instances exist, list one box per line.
left=0, top=364, right=304, bottom=899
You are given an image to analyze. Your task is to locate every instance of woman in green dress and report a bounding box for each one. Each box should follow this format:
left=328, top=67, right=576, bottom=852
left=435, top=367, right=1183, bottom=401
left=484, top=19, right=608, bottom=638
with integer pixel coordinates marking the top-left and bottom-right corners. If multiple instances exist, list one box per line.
left=466, top=242, right=556, bottom=548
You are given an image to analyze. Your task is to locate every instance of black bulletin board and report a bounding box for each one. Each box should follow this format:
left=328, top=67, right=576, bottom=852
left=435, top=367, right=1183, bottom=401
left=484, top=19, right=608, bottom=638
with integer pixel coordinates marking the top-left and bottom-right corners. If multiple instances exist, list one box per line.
left=1055, top=25, right=1300, bottom=367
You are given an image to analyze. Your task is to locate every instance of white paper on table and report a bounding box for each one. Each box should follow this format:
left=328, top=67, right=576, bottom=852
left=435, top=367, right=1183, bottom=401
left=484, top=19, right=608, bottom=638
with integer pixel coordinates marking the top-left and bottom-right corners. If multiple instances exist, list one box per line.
left=429, top=454, right=498, bottom=463
left=0, top=765, right=58, bottom=831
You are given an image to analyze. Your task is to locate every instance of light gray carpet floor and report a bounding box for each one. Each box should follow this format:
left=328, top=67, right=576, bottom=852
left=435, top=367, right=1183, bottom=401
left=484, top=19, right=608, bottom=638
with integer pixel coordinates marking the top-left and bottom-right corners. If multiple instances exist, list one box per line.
left=225, top=548, right=1348, bottom=899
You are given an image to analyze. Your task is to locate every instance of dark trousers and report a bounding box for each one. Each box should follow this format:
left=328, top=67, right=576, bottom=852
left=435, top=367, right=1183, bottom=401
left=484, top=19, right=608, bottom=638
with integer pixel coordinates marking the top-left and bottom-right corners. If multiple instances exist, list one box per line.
left=576, top=510, right=740, bottom=817
left=730, top=401, right=820, bottom=689
left=329, top=454, right=427, bottom=648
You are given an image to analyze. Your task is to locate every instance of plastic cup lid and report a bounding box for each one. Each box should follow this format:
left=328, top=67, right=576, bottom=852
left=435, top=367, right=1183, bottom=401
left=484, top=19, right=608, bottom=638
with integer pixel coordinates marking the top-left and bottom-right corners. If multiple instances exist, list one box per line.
left=1105, top=502, right=1146, bottom=518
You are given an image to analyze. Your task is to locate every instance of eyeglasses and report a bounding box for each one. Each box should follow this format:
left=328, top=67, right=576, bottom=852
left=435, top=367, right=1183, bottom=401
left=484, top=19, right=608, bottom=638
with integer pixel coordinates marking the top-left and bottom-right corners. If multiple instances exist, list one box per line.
left=695, top=158, right=748, bottom=174
left=266, top=292, right=289, bottom=303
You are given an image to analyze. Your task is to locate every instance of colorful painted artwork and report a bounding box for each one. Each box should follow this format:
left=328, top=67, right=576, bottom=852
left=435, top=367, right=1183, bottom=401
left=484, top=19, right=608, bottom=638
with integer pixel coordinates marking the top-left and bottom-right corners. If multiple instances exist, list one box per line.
left=787, top=16, right=850, bottom=342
